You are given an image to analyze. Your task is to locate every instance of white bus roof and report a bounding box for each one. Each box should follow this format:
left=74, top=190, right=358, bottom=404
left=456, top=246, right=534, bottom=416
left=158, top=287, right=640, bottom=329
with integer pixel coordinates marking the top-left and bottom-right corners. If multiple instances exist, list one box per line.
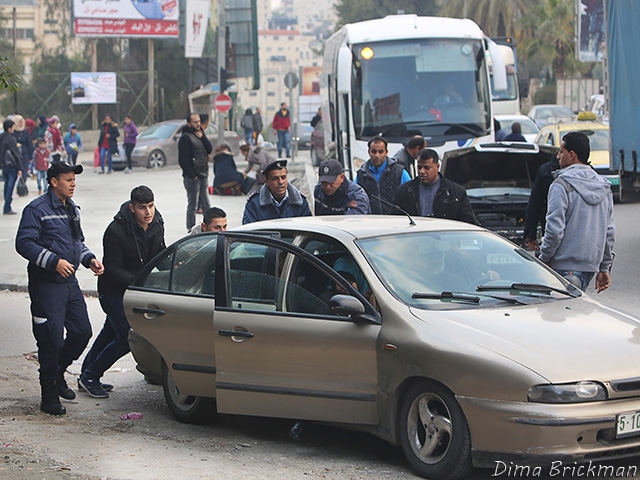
left=339, top=15, right=485, bottom=44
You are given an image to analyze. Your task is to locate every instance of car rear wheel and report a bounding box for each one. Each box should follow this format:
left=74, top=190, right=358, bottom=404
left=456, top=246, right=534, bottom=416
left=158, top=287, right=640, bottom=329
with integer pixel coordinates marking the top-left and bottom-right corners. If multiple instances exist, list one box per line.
left=399, top=380, right=473, bottom=480
left=162, top=362, right=216, bottom=424
left=147, top=150, right=166, bottom=169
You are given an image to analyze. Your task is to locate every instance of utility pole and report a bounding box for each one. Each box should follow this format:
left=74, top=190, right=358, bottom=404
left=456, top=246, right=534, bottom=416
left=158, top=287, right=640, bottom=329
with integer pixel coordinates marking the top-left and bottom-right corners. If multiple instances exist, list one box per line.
left=217, top=0, right=226, bottom=146
left=12, top=7, right=17, bottom=112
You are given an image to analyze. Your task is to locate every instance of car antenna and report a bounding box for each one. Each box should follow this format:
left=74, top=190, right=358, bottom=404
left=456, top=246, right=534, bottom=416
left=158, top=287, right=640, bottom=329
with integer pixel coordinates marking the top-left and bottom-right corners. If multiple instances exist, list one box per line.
left=370, top=194, right=416, bottom=226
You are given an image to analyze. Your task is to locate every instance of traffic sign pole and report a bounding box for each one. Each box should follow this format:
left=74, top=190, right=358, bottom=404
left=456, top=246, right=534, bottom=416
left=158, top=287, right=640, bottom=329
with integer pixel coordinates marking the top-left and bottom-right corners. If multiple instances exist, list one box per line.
left=284, top=72, right=299, bottom=162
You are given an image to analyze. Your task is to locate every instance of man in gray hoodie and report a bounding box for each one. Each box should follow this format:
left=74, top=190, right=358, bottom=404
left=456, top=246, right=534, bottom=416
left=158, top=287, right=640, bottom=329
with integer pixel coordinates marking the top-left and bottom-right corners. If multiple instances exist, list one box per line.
left=538, top=131, right=615, bottom=292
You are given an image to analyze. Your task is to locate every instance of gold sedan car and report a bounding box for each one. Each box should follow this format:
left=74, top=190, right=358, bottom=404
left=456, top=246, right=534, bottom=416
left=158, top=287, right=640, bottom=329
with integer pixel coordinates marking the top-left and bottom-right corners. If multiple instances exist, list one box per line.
left=124, top=216, right=640, bottom=480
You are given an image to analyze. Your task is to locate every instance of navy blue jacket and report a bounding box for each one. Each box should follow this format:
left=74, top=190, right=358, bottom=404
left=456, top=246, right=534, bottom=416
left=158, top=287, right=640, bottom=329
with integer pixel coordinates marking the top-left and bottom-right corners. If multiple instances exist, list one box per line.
left=314, top=178, right=370, bottom=215
left=16, top=189, right=96, bottom=283
left=242, top=183, right=312, bottom=224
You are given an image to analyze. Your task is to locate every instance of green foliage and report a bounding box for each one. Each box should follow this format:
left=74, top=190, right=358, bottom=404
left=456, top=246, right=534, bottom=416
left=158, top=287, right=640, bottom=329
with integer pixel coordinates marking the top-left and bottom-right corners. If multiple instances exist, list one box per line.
left=534, top=83, right=557, bottom=104
left=0, top=56, right=21, bottom=93
left=334, top=0, right=439, bottom=27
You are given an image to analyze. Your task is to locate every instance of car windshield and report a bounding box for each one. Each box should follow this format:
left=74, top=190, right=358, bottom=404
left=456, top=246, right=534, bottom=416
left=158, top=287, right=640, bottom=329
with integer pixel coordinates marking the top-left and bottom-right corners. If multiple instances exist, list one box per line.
left=536, top=107, right=573, bottom=120
left=582, top=128, right=609, bottom=150
left=499, top=118, right=539, bottom=135
left=139, top=123, right=179, bottom=139
left=357, top=230, right=569, bottom=310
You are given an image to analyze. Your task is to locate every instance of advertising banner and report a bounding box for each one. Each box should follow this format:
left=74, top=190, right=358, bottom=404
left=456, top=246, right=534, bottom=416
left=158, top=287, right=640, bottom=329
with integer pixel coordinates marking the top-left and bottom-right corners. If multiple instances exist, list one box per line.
left=184, top=0, right=210, bottom=58
left=73, top=0, right=179, bottom=38
left=70, top=72, right=117, bottom=104
left=577, top=0, right=604, bottom=62
left=301, top=66, right=322, bottom=96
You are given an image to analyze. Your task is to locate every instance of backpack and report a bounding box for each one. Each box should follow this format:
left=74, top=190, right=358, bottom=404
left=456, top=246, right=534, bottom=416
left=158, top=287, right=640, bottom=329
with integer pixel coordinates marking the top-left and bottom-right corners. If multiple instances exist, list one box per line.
left=241, top=115, right=253, bottom=130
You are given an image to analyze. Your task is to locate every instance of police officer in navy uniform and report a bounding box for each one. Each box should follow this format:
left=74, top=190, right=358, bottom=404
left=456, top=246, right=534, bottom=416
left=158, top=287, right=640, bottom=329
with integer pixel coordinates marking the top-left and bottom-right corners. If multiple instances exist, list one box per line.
left=242, top=159, right=312, bottom=224
left=16, top=161, right=105, bottom=415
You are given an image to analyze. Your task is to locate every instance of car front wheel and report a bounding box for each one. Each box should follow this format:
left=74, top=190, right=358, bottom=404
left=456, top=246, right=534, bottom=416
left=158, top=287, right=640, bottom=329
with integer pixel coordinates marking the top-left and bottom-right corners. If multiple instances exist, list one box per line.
left=147, top=150, right=166, bottom=169
left=162, top=362, right=216, bottom=424
left=399, top=380, right=473, bottom=480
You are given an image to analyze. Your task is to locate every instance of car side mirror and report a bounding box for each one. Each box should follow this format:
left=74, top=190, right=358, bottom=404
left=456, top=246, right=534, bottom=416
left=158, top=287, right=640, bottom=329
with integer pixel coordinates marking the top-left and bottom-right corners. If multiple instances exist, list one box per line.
left=329, top=294, right=380, bottom=324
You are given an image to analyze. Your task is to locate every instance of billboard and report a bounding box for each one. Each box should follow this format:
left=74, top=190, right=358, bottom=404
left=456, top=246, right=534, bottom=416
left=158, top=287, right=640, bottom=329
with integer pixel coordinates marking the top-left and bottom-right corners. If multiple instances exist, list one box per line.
left=184, top=0, right=210, bottom=58
left=70, top=72, right=117, bottom=104
left=301, top=66, right=322, bottom=96
left=73, top=0, right=179, bottom=38
left=577, top=0, right=605, bottom=62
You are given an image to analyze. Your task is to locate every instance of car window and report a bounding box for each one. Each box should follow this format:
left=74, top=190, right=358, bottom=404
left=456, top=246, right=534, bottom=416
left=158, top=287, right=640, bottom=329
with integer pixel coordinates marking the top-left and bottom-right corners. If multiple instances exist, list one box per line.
left=134, top=249, right=173, bottom=291
left=226, top=239, right=357, bottom=317
left=358, top=231, right=567, bottom=309
left=172, top=236, right=218, bottom=296
left=138, top=123, right=179, bottom=139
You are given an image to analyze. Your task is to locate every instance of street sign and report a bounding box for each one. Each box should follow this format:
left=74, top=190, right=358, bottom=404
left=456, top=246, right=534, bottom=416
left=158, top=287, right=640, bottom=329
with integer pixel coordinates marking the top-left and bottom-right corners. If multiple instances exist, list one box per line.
left=214, top=93, right=233, bottom=113
left=284, top=71, right=299, bottom=89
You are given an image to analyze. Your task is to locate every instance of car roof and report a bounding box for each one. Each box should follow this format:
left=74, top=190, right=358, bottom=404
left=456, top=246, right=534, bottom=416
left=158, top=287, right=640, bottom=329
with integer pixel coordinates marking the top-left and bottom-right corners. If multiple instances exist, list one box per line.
left=539, top=121, right=608, bottom=133
left=234, top=215, right=482, bottom=240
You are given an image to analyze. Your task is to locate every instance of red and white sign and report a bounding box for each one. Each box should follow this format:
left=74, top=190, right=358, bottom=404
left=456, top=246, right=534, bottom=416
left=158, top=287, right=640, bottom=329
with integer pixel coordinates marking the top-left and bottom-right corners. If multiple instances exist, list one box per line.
left=73, top=0, right=179, bottom=38
left=214, top=94, right=233, bottom=113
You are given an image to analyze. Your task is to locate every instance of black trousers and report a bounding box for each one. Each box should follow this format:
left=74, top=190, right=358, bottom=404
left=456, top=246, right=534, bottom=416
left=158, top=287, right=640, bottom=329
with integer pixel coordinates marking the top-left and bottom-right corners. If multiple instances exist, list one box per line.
left=29, top=279, right=92, bottom=383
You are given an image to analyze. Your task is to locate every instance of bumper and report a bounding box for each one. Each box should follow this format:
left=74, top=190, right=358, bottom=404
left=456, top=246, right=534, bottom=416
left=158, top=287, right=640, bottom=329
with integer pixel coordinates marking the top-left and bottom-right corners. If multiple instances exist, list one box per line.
left=458, top=395, right=640, bottom=468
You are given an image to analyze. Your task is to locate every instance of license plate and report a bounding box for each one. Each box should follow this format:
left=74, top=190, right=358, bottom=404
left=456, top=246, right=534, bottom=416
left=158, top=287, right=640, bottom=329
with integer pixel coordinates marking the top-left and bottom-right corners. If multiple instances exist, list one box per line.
left=605, top=176, right=620, bottom=186
left=616, top=410, right=640, bottom=438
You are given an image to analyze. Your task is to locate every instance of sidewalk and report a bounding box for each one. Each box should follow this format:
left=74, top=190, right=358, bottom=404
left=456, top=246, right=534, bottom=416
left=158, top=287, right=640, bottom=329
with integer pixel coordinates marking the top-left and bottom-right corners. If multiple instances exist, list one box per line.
left=2, top=149, right=317, bottom=295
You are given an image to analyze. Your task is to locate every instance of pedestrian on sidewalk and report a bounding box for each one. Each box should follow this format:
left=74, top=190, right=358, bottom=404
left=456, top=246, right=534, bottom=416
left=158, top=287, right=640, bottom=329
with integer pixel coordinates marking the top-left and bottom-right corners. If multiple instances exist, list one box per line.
left=97, top=114, right=119, bottom=174
left=33, top=137, right=51, bottom=195
left=79, top=185, right=165, bottom=398
left=272, top=103, right=291, bottom=158
left=63, top=124, right=83, bottom=166
left=15, top=161, right=104, bottom=415
left=122, top=115, right=138, bottom=173
left=0, top=119, right=23, bottom=215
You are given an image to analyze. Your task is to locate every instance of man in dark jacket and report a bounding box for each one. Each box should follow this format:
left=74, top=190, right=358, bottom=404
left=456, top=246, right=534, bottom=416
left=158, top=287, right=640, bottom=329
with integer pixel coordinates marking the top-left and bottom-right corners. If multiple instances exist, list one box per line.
left=15, top=161, right=104, bottom=415
left=314, top=159, right=370, bottom=215
left=242, top=159, right=312, bottom=224
left=394, top=148, right=476, bottom=224
left=391, top=135, right=425, bottom=177
left=355, top=136, right=410, bottom=214
left=79, top=186, right=165, bottom=398
left=1, top=119, right=23, bottom=214
left=97, top=114, right=119, bottom=174
left=523, top=157, right=560, bottom=250
left=179, top=113, right=212, bottom=232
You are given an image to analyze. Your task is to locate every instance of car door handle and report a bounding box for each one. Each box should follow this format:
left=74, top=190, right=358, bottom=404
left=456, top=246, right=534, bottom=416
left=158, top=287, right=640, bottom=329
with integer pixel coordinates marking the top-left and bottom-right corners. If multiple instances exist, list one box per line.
left=219, top=329, right=254, bottom=338
left=132, top=307, right=166, bottom=316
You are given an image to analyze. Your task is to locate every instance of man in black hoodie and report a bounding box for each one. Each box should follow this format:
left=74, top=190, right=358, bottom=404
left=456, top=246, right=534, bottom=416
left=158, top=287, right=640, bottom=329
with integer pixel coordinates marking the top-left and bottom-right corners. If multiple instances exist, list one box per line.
left=78, top=186, right=165, bottom=398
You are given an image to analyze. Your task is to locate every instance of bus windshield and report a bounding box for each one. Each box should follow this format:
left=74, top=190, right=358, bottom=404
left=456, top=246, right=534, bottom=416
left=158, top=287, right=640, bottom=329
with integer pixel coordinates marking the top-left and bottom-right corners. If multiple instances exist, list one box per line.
left=351, top=38, right=492, bottom=145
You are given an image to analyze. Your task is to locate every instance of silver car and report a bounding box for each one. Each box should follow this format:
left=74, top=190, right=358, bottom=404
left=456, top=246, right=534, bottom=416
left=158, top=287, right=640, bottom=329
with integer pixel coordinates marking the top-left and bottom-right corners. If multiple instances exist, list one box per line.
left=124, top=216, right=640, bottom=480
left=130, top=119, right=240, bottom=168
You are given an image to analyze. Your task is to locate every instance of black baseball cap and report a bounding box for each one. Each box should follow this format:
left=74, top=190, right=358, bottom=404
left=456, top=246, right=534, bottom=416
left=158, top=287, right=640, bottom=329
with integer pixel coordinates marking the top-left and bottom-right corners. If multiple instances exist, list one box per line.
left=47, top=161, right=83, bottom=182
left=318, top=159, right=343, bottom=183
left=262, top=159, right=288, bottom=176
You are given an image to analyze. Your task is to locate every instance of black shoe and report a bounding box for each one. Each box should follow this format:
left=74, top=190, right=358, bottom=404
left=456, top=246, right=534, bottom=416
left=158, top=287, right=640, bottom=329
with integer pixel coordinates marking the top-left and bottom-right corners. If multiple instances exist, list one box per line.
left=56, top=375, right=76, bottom=400
left=101, top=383, right=114, bottom=392
left=289, top=421, right=306, bottom=440
left=40, top=383, right=66, bottom=416
left=78, top=377, right=109, bottom=398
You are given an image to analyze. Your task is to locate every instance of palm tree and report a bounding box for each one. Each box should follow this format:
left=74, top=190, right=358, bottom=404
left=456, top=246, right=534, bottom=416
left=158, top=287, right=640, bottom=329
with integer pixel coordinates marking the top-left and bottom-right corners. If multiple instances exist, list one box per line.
left=437, top=0, right=536, bottom=39
left=518, top=0, right=579, bottom=78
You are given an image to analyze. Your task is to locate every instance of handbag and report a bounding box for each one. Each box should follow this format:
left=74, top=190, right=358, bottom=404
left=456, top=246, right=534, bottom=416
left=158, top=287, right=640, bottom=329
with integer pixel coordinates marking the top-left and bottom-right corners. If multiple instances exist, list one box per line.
left=17, top=177, right=29, bottom=197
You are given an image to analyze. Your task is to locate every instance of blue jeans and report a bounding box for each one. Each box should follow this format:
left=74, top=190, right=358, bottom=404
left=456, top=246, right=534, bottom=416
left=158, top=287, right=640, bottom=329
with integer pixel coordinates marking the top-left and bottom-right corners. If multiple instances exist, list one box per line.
left=81, top=295, right=130, bottom=382
left=2, top=166, right=18, bottom=213
left=29, top=279, right=92, bottom=383
left=99, top=147, right=112, bottom=172
left=36, top=170, right=48, bottom=193
left=244, top=129, right=254, bottom=145
left=277, top=130, right=290, bottom=157
left=183, top=175, right=210, bottom=231
left=555, top=270, right=595, bottom=291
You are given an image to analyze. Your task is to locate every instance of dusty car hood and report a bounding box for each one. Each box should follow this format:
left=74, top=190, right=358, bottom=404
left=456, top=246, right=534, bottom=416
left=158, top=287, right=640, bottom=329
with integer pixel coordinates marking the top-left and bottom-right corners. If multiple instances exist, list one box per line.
left=410, top=296, right=640, bottom=384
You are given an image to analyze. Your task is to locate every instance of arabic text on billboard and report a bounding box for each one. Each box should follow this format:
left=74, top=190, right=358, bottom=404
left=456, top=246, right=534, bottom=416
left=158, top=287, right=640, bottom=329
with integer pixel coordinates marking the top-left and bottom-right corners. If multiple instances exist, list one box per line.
left=73, top=0, right=179, bottom=38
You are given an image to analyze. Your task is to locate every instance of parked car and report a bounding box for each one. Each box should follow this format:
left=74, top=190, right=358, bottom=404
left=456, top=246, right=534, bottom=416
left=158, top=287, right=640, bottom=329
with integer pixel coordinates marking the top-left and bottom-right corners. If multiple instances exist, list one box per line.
left=534, top=121, right=620, bottom=199
left=441, top=142, right=558, bottom=245
left=292, top=122, right=313, bottom=150
left=494, top=114, right=540, bottom=142
left=526, top=104, right=575, bottom=128
left=124, top=216, right=640, bottom=480
left=128, top=119, right=240, bottom=169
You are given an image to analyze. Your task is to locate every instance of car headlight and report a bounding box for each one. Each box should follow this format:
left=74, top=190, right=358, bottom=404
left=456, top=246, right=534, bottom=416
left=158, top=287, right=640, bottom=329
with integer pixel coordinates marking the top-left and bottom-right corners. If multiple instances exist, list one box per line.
left=528, top=381, right=607, bottom=403
left=133, top=145, right=148, bottom=154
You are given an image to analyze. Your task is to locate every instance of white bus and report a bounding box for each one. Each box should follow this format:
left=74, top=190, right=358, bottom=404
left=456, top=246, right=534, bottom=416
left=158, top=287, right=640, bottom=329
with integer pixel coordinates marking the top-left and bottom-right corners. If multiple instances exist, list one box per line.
left=321, top=15, right=507, bottom=177
left=490, top=38, right=520, bottom=115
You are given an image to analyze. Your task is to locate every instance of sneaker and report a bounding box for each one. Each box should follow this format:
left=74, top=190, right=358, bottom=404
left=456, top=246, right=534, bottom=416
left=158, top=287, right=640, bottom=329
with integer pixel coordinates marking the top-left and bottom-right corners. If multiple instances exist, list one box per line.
left=56, top=375, right=76, bottom=400
left=124, top=168, right=131, bottom=174
left=98, top=170, right=105, bottom=174
left=101, top=383, right=114, bottom=392
left=78, top=377, right=109, bottom=398
left=107, top=170, right=113, bottom=174
left=3, top=211, right=17, bottom=215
